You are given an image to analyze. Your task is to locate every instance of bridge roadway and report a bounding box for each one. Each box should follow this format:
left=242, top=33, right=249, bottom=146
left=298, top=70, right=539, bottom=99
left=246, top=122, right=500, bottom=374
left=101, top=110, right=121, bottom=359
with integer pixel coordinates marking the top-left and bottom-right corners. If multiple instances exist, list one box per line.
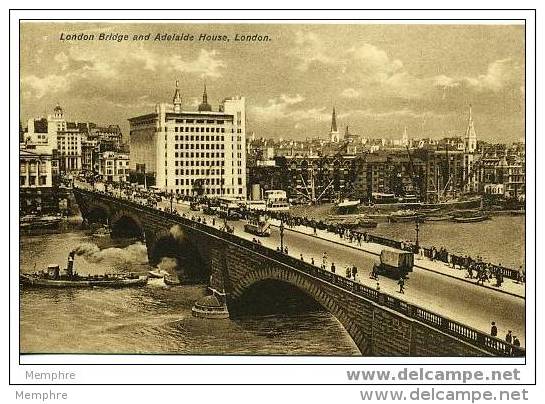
left=157, top=199, right=525, bottom=347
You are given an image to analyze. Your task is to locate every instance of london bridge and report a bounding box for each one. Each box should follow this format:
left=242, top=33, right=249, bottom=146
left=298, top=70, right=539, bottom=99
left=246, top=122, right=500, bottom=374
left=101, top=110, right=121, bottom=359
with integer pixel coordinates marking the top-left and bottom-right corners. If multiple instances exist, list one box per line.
left=72, top=186, right=525, bottom=357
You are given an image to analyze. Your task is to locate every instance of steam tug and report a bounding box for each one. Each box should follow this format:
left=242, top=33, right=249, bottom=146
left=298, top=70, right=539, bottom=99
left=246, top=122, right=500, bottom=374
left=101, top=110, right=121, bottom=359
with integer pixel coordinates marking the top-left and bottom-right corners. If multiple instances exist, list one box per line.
left=20, top=251, right=148, bottom=288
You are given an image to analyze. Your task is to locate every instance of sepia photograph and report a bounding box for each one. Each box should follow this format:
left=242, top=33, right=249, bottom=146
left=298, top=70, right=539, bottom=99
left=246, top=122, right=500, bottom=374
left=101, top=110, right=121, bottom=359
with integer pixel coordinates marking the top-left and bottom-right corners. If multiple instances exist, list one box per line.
left=18, top=21, right=526, bottom=358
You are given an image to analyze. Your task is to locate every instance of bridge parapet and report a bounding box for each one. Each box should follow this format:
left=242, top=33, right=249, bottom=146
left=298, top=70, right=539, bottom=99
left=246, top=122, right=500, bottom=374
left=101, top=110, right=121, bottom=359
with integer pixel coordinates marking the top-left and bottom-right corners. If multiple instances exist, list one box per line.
left=73, top=187, right=525, bottom=357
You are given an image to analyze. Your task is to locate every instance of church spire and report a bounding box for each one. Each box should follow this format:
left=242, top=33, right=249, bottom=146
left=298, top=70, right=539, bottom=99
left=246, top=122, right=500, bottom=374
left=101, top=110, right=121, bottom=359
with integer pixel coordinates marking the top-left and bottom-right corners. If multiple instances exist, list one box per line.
left=464, top=103, right=477, bottom=153
left=173, top=80, right=182, bottom=113
left=198, top=81, right=212, bottom=112
left=329, top=106, right=340, bottom=143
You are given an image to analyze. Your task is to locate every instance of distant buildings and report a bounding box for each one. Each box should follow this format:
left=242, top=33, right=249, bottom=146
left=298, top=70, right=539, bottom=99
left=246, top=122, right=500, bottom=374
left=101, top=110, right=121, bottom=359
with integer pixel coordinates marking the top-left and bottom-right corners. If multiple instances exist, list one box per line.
left=246, top=103, right=524, bottom=203
left=98, top=151, right=130, bottom=183
left=128, top=81, right=247, bottom=197
left=20, top=105, right=127, bottom=214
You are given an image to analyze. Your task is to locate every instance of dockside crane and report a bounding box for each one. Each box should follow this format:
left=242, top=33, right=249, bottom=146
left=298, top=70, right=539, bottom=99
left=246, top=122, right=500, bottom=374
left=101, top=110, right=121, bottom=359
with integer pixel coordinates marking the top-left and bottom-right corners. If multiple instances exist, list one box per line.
left=405, top=145, right=424, bottom=202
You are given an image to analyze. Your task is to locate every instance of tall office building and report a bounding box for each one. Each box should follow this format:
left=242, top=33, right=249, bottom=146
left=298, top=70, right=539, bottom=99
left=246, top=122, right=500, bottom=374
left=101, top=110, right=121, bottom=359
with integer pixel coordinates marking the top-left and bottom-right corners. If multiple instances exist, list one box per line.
left=129, top=81, right=247, bottom=197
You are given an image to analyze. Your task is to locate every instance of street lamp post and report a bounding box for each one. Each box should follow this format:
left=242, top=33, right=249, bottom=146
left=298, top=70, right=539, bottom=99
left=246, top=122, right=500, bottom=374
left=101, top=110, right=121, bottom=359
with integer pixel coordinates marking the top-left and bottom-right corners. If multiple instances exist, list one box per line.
left=279, top=218, right=285, bottom=252
left=414, top=217, right=422, bottom=253
left=170, top=190, right=174, bottom=213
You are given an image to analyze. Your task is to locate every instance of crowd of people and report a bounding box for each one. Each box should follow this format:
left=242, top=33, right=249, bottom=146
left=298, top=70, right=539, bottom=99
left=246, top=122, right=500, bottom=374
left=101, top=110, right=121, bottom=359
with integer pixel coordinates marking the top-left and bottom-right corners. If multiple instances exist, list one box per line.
left=82, top=183, right=523, bottom=353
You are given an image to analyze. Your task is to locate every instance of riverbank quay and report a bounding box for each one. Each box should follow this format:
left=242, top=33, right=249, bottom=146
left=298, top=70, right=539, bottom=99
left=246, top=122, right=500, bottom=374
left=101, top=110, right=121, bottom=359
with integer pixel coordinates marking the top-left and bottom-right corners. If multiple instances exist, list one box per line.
left=268, top=219, right=525, bottom=300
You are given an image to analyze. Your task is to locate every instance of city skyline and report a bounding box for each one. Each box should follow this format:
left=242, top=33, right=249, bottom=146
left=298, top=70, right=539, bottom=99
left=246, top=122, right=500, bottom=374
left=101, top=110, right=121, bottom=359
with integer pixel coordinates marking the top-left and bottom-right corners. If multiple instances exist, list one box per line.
left=21, top=23, right=525, bottom=143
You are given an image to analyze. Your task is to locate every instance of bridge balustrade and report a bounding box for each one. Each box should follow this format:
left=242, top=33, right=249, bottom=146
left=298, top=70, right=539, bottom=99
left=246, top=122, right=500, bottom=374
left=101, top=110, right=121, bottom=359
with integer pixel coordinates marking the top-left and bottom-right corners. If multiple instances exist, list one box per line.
left=76, top=188, right=526, bottom=357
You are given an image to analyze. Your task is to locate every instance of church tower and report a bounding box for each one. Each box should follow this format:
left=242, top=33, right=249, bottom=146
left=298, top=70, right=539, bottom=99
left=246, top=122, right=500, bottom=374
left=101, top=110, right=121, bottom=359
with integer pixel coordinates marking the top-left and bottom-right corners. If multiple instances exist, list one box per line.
left=464, top=104, right=477, bottom=153
left=329, top=106, right=340, bottom=143
left=402, top=126, right=409, bottom=147
left=198, top=82, right=212, bottom=112
left=173, top=80, right=182, bottom=113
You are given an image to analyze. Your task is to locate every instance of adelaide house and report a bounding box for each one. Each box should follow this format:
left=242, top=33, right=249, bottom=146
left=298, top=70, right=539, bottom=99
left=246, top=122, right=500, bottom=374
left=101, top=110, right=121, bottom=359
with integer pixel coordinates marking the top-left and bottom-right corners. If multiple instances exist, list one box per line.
left=128, top=81, right=247, bottom=198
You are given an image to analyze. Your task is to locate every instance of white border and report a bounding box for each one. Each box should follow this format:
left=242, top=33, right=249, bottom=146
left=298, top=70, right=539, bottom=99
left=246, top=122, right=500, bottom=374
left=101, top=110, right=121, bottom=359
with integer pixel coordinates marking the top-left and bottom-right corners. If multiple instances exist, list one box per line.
left=7, top=8, right=538, bottom=388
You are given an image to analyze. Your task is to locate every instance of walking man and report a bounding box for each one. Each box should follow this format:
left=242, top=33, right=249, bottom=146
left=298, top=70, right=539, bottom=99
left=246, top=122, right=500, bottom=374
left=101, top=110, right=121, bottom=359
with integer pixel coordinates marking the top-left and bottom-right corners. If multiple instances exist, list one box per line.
left=505, top=330, right=513, bottom=344
left=398, top=277, right=405, bottom=294
left=490, top=322, right=498, bottom=337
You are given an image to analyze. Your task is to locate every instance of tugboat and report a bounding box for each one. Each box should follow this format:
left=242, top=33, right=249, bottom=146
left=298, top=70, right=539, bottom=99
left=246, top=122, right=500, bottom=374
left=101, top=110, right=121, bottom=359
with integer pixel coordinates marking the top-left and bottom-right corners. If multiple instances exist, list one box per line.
left=20, top=251, right=148, bottom=288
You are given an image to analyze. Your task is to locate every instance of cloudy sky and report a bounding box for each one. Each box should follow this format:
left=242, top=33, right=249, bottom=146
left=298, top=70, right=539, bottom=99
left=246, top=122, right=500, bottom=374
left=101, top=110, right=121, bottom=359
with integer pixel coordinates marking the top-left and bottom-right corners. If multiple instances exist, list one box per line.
left=20, top=23, right=525, bottom=142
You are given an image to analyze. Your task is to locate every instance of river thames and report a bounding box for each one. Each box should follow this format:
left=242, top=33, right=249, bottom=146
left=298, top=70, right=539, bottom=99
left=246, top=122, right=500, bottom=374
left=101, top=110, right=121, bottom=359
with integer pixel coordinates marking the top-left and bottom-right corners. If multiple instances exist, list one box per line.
left=20, top=215, right=524, bottom=355
left=20, top=231, right=359, bottom=355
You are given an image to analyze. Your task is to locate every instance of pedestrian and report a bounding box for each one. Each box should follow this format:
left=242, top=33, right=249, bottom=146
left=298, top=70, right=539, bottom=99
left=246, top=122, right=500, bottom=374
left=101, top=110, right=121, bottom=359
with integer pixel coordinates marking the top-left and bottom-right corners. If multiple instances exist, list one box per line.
left=398, top=277, right=405, bottom=294
left=513, top=336, right=520, bottom=347
left=300, top=253, right=304, bottom=261
left=311, top=257, right=315, bottom=266
left=505, top=330, right=513, bottom=344
left=490, top=322, right=498, bottom=337
left=331, top=262, right=336, bottom=274
left=284, top=246, right=288, bottom=254
left=352, top=266, right=358, bottom=280
left=376, top=282, right=380, bottom=291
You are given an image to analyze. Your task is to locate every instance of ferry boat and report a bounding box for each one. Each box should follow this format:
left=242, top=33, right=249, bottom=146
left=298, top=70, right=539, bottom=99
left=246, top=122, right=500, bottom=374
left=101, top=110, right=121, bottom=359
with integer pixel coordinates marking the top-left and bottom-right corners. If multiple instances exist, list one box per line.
left=20, top=252, right=148, bottom=289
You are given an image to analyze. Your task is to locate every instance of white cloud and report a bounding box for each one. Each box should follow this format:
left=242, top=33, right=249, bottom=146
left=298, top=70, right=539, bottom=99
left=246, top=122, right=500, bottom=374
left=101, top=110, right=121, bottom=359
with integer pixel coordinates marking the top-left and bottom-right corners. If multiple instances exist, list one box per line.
left=251, top=94, right=330, bottom=122
left=291, top=32, right=337, bottom=71
left=21, top=74, right=70, bottom=99
left=431, top=59, right=520, bottom=93
left=464, top=58, right=518, bottom=92
left=343, top=108, right=446, bottom=120
left=23, top=47, right=227, bottom=100
left=168, top=49, right=226, bottom=78
left=341, top=88, right=360, bottom=98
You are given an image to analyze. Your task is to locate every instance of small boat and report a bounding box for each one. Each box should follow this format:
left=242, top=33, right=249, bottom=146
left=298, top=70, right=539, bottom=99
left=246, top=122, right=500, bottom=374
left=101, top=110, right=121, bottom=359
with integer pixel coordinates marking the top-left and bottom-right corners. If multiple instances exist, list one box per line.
left=337, top=199, right=360, bottom=208
left=148, top=268, right=170, bottom=278
left=20, top=253, right=147, bottom=289
left=326, top=214, right=378, bottom=229
left=358, top=218, right=379, bottom=228
left=426, top=215, right=452, bottom=222
left=92, top=226, right=111, bottom=237
left=389, top=210, right=425, bottom=223
left=164, top=274, right=182, bottom=286
left=451, top=215, right=490, bottom=223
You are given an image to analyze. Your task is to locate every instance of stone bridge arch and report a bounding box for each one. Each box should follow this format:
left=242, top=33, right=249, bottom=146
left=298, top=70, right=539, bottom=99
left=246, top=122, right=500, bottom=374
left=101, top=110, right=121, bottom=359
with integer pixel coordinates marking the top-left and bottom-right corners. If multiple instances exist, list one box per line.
left=110, top=210, right=144, bottom=239
left=146, top=225, right=209, bottom=282
left=229, top=265, right=371, bottom=355
left=85, top=202, right=112, bottom=225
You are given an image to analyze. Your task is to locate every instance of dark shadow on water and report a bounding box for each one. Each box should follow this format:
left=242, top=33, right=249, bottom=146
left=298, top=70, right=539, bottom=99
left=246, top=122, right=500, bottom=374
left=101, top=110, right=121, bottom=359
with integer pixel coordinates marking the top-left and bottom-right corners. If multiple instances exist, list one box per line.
left=230, top=279, right=324, bottom=317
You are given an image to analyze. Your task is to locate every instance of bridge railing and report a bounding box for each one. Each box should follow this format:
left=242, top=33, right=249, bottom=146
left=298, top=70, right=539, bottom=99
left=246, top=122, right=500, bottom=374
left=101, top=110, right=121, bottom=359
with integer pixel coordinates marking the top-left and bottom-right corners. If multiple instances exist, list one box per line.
left=75, top=188, right=526, bottom=357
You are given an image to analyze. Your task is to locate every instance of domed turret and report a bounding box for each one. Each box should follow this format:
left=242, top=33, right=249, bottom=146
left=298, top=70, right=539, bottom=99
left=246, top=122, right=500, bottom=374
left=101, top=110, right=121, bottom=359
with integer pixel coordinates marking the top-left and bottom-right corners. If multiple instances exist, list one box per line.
left=53, top=104, right=64, bottom=119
